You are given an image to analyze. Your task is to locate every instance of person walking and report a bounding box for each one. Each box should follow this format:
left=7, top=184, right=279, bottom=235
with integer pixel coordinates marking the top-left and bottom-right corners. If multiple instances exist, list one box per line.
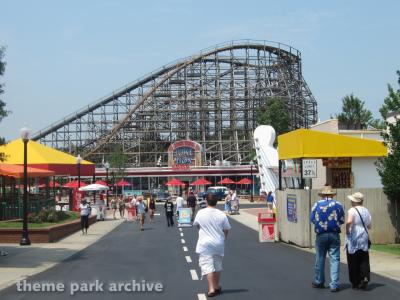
left=187, top=191, right=197, bottom=222
left=79, top=199, right=91, bottom=235
left=175, top=192, right=184, bottom=218
left=224, top=191, right=232, bottom=215
left=310, top=185, right=345, bottom=292
left=193, top=193, right=231, bottom=297
left=136, top=196, right=147, bottom=231
left=118, top=197, right=126, bottom=219
left=148, top=196, right=156, bottom=223
left=164, top=197, right=175, bottom=227
left=266, top=191, right=274, bottom=210
left=110, top=197, right=117, bottom=219
left=345, top=192, right=372, bottom=290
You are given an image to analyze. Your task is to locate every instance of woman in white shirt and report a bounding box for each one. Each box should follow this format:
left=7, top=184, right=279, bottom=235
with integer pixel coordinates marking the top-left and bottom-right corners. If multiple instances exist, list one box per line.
left=79, top=200, right=91, bottom=235
left=345, top=192, right=372, bottom=290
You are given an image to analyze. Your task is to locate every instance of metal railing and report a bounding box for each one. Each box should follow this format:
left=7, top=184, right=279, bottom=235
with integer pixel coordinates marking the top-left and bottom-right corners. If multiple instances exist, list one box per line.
left=0, top=195, right=55, bottom=221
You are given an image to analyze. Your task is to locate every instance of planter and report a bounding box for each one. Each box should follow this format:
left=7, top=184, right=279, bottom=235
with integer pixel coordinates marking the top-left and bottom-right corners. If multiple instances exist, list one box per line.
left=0, top=215, right=96, bottom=243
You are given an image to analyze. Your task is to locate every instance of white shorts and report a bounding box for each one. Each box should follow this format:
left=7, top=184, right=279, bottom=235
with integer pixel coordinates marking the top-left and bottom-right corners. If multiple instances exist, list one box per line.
left=199, top=254, right=223, bottom=277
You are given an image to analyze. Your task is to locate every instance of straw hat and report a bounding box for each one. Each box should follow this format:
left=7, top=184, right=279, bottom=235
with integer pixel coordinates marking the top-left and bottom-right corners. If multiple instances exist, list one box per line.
left=318, top=186, right=337, bottom=196
left=347, top=192, right=364, bottom=203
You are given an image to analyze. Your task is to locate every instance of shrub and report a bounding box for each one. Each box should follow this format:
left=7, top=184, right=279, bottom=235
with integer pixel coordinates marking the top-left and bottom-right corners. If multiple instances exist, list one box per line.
left=27, top=208, right=70, bottom=224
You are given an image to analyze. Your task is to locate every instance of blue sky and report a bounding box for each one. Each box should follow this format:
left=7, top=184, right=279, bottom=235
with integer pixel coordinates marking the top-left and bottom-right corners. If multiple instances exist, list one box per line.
left=1, top=0, right=399, bottom=140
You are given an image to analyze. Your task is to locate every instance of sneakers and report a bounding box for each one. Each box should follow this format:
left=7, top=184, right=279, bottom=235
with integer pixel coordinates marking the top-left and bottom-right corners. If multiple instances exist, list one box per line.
left=358, top=278, right=369, bottom=290
left=311, top=282, right=325, bottom=289
left=330, top=287, right=340, bottom=293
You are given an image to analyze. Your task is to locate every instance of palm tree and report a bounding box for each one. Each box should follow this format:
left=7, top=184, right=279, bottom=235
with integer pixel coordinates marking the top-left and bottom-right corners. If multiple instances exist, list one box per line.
left=336, top=94, right=373, bottom=129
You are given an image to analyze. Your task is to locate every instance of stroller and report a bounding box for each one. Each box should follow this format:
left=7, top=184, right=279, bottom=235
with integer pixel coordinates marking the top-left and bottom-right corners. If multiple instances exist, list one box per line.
left=230, top=198, right=240, bottom=215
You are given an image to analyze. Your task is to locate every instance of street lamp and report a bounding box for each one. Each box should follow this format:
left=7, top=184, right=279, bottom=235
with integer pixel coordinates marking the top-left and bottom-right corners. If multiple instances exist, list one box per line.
left=20, top=127, right=32, bottom=246
left=250, top=160, right=255, bottom=203
left=76, top=154, right=82, bottom=188
left=104, top=161, right=110, bottom=206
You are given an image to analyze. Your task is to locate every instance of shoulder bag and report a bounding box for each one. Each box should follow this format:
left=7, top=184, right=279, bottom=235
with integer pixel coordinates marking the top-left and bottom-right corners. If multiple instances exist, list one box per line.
left=354, top=207, right=371, bottom=249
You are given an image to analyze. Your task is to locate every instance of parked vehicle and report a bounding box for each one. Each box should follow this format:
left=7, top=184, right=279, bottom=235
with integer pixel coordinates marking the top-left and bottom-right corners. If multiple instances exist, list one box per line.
left=204, top=186, right=229, bottom=201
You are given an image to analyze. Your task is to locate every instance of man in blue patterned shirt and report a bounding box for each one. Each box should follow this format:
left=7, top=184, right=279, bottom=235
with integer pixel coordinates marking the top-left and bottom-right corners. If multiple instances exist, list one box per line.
left=310, top=185, right=344, bottom=292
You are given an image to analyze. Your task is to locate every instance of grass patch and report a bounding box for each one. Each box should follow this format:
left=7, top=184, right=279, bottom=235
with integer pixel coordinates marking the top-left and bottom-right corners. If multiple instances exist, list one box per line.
left=371, top=244, right=400, bottom=256
left=0, top=212, right=79, bottom=229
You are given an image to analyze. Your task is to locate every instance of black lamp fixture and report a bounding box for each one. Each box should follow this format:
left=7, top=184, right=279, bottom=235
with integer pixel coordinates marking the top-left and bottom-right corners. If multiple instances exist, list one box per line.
left=20, top=127, right=32, bottom=246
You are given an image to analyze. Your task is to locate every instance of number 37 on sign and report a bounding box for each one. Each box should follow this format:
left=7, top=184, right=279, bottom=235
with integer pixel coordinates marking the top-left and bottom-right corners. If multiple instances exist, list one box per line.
left=302, top=159, right=317, bottom=178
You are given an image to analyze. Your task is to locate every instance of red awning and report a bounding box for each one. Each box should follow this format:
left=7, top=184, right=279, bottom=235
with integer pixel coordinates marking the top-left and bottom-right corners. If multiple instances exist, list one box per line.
left=115, top=180, right=131, bottom=187
left=236, top=178, right=253, bottom=185
left=165, top=178, right=186, bottom=186
left=0, top=164, right=55, bottom=179
left=95, top=180, right=108, bottom=186
left=63, top=180, right=88, bottom=188
left=218, top=178, right=235, bottom=184
left=38, top=181, right=61, bottom=188
left=190, top=178, right=212, bottom=186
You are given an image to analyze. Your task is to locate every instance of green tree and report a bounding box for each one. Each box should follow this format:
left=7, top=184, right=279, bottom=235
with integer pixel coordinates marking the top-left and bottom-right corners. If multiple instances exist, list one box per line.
left=376, top=71, right=400, bottom=202
left=0, top=47, right=9, bottom=162
left=336, top=94, right=373, bottom=129
left=108, top=144, right=128, bottom=181
left=256, top=97, right=291, bottom=139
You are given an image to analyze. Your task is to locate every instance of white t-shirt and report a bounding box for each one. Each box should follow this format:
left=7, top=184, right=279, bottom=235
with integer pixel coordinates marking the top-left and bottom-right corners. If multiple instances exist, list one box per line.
left=193, top=207, right=231, bottom=256
left=80, top=203, right=90, bottom=216
left=345, top=206, right=372, bottom=254
left=176, top=196, right=184, bottom=208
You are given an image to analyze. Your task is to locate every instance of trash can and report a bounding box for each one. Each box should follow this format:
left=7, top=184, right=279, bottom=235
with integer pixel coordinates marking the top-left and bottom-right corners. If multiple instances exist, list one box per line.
left=258, top=211, right=276, bottom=242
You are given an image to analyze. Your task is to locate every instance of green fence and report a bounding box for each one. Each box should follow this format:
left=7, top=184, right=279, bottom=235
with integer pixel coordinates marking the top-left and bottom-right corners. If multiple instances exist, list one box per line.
left=0, top=195, right=55, bottom=221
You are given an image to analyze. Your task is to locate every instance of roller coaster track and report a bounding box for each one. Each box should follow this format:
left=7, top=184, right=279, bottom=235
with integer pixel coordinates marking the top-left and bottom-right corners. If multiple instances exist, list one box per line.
left=33, top=39, right=318, bottom=167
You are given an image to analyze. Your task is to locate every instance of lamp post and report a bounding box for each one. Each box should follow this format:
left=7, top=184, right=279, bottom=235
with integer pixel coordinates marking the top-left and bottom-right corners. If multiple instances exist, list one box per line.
left=76, top=155, right=82, bottom=208
left=20, top=127, right=32, bottom=246
left=250, top=160, right=255, bottom=203
left=76, top=154, right=82, bottom=189
left=104, top=161, right=110, bottom=207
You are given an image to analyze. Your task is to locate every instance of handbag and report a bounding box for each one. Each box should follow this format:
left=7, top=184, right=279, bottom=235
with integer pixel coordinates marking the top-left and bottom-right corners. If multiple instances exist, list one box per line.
left=354, top=207, right=371, bottom=249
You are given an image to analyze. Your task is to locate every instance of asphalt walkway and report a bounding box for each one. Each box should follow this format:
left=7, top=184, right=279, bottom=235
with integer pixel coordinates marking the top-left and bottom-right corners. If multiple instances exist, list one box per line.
left=0, top=204, right=399, bottom=299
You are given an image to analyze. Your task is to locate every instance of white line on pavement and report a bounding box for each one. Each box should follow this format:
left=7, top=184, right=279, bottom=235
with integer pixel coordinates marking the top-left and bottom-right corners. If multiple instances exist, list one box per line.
left=180, top=232, right=184, bottom=237
left=197, top=294, right=207, bottom=300
left=181, top=239, right=186, bottom=244
left=179, top=228, right=182, bottom=232
left=190, top=269, right=199, bottom=280
left=183, top=246, right=188, bottom=252
left=185, top=256, right=192, bottom=263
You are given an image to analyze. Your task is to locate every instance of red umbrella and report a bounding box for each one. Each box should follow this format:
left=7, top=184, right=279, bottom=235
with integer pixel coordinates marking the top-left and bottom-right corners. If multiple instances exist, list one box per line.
left=218, top=178, right=235, bottom=185
left=115, top=180, right=131, bottom=187
left=63, top=180, right=88, bottom=188
left=95, top=180, right=108, bottom=186
left=190, top=178, right=212, bottom=186
left=165, top=178, right=186, bottom=186
left=236, top=178, right=253, bottom=185
left=38, top=181, right=61, bottom=188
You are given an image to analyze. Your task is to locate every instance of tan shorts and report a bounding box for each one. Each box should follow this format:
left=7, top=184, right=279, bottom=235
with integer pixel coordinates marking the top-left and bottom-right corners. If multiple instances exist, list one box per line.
left=199, top=254, right=223, bottom=277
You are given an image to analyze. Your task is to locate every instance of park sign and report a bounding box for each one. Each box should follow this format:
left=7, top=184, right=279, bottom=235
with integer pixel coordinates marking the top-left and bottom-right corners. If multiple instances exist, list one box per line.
left=302, top=159, right=317, bottom=178
left=168, top=140, right=203, bottom=170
